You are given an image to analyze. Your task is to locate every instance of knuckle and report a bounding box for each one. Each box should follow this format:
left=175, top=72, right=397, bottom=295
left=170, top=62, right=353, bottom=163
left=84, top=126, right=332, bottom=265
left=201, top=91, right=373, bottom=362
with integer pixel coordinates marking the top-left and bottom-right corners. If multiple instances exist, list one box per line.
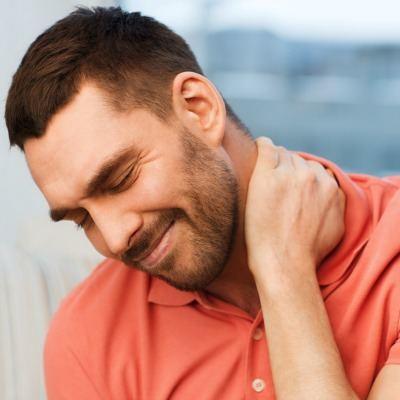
left=300, top=168, right=317, bottom=184
left=325, top=176, right=339, bottom=194
left=256, top=137, right=275, bottom=150
left=275, top=171, right=289, bottom=190
left=292, top=153, right=306, bottom=164
left=307, top=160, right=319, bottom=166
left=277, top=146, right=288, bottom=156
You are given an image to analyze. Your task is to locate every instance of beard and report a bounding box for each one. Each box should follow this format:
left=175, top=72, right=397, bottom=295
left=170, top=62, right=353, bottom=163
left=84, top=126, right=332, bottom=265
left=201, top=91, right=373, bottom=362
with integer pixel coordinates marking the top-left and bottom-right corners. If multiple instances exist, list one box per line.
left=121, top=129, right=239, bottom=291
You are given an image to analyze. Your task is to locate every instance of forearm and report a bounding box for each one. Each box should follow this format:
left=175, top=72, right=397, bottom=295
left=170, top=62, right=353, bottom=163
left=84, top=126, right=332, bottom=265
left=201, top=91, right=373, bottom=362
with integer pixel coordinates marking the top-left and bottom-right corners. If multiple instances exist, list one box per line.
left=254, top=265, right=359, bottom=400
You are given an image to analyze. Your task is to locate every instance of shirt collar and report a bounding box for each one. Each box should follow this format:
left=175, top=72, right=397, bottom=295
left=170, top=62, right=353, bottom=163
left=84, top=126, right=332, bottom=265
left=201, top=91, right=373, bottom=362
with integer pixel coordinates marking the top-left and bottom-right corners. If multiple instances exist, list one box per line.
left=148, top=152, right=373, bottom=306
left=148, top=275, right=200, bottom=306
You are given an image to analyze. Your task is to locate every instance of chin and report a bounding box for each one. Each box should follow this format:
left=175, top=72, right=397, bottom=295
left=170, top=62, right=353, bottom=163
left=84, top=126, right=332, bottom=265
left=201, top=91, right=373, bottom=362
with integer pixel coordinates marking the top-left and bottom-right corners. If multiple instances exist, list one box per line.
left=151, top=257, right=226, bottom=292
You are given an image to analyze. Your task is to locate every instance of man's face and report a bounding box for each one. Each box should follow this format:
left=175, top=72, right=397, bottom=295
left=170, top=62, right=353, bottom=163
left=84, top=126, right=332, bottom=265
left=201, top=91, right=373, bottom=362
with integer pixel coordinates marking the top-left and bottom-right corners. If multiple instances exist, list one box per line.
left=25, top=84, right=239, bottom=291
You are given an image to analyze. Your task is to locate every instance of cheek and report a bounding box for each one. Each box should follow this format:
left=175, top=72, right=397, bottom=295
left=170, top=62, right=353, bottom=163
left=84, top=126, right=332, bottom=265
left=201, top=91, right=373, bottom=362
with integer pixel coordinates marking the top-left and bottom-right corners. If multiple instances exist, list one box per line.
left=131, top=163, right=185, bottom=209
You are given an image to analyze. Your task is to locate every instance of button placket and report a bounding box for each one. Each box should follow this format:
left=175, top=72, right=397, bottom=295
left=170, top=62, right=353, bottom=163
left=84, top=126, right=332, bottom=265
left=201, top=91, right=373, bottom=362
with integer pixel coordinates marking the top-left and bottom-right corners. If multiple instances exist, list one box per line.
left=252, top=327, right=264, bottom=341
left=252, top=378, right=266, bottom=393
left=246, top=323, right=270, bottom=397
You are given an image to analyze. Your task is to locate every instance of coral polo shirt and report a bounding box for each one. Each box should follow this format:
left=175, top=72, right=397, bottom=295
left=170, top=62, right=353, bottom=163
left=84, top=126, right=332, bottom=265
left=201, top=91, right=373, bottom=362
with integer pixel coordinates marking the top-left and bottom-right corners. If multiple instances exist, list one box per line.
left=44, top=154, right=400, bottom=400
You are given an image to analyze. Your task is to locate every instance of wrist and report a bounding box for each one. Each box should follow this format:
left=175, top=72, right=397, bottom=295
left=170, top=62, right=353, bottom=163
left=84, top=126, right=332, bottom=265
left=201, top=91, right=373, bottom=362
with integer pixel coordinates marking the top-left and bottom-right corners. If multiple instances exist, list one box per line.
left=249, top=254, right=316, bottom=280
left=251, top=257, right=318, bottom=296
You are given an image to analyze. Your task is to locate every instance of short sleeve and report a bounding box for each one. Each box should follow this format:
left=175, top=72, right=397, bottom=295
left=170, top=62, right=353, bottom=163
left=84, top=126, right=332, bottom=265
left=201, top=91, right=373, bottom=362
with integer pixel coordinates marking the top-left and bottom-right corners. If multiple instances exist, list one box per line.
left=385, top=317, right=400, bottom=365
left=44, top=314, right=104, bottom=400
left=386, top=340, right=400, bottom=365
left=383, top=176, right=400, bottom=188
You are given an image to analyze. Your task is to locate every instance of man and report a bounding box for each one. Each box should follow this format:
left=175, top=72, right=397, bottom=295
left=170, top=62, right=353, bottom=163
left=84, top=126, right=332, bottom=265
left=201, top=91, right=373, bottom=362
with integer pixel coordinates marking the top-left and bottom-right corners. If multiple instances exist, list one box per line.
left=5, top=6, right=400, bottom=399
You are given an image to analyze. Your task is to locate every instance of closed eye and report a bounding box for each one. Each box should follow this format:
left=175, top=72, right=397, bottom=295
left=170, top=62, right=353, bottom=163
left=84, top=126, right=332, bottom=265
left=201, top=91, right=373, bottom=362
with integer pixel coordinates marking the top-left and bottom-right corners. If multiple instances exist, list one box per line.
left=108, top=166, right=136, bottom=194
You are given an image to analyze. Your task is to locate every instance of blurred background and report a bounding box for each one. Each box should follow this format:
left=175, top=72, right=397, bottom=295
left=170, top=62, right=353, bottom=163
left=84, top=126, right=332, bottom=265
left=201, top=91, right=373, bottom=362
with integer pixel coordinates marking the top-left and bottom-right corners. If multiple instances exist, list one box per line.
left=1, top=0, right=400, bottom=245
left=1, top=1, right=400, bottom=398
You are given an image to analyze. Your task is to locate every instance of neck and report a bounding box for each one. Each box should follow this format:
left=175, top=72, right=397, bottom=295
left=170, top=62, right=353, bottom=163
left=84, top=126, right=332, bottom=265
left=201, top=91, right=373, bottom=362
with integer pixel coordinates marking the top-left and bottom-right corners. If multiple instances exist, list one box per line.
left=205, top=122, right=261, bottom=318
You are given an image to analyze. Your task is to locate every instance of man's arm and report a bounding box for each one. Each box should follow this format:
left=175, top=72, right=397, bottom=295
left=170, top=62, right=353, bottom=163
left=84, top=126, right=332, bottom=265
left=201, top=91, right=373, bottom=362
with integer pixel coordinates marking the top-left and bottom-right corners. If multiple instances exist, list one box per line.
left=255, top=265, right=400, bottom=399
left=368, top=365, right=400, bottom=399
left=244, top=137, right=400, bottom=399
left=255, top=268, right=358, bottom=399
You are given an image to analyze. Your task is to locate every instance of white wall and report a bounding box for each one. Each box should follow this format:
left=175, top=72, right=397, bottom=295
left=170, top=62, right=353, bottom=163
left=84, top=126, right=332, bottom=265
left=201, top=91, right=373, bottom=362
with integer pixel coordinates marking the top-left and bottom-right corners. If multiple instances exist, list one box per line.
left=0, top=0, right=116, bottom=247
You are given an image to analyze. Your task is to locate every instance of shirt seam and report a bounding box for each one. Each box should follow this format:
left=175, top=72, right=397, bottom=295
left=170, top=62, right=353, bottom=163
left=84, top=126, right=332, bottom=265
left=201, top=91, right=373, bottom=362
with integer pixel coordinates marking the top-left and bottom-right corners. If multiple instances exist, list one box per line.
left=396, top=298, right=400, bottom=345
left=66, top=340, right=106, bottom=400
left=384, top=282, right=400, bottom=365
left=357, top=180, right=399, bottom=191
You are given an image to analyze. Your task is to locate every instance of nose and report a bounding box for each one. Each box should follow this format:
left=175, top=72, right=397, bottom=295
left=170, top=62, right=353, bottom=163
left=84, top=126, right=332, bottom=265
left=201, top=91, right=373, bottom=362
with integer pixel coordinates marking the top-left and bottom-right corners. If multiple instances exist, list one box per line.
left=87, top=202, right=143, bottom=257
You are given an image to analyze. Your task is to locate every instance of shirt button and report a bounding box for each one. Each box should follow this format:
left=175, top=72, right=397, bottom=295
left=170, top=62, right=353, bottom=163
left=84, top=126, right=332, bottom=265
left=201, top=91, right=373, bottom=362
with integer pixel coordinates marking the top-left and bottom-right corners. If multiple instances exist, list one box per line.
left=252, top=327, right=264, bottom=340
left=252, top=378, right=266, bottom=392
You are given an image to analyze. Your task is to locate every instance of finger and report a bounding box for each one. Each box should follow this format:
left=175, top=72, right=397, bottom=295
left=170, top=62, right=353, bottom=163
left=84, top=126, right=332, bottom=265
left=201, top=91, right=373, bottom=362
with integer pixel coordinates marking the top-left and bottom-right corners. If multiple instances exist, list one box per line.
left=325, top=168, right=340, bottom=185
left=275, top=146, right=293, bottom=170
left=308, top=160, right=327, bottom=173
left=326, top=168, right=334, bottom=177
left=307, top=160, right=338, bottom=188
left=291, top=152, right=309, bottom=170
left=307, top=161, right=336, bottom=180
left=255, top=137, right=279, bottom=170
left=307, top=161, right=341, bottom=191
left=308, top=160, right=337, bottom=184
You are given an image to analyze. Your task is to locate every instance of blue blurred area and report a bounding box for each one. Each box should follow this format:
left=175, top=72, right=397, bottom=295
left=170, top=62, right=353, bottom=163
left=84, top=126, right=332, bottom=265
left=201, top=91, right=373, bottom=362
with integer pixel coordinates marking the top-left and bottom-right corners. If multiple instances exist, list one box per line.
left=206, top=30, right=400, bottom=174
left=123, top=0, right=400, bottom=175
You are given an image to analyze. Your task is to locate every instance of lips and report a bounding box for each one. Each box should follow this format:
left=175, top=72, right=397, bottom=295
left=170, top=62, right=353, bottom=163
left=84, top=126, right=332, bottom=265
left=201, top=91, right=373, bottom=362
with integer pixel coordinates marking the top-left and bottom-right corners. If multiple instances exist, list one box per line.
left=133, top=220, right=174, bottom=263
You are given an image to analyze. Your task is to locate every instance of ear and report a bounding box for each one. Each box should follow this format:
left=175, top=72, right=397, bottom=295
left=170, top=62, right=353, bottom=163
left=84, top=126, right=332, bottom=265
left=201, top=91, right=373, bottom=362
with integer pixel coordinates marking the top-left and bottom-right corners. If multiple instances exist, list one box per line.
left=171, top=71, right=226, bottom=148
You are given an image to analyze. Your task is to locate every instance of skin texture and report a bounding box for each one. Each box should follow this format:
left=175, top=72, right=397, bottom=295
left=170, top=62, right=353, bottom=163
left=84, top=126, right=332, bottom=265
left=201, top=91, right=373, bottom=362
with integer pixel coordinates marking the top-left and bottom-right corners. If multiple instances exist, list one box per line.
left=246, top=139, right=355, bottom=399
left=121, top=130, right=240, bottom=291
left=24, top=72, right=400, bottom=398
left=245, top=138, right=400, bottom=400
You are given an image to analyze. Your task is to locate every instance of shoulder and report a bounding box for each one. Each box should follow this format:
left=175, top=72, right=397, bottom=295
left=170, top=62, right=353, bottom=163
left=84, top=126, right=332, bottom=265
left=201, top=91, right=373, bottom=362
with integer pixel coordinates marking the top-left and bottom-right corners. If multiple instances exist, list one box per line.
left=349, top=172, right=399, bottom=206
left=44, top=259, right=150, bottom=398
left=350, top=175, right=400, bottom=358
left=45, top=258, right=150, bottom=355
left=57, top=258, right=149, bottom=314
left=348, top=173, right=400, bottom=295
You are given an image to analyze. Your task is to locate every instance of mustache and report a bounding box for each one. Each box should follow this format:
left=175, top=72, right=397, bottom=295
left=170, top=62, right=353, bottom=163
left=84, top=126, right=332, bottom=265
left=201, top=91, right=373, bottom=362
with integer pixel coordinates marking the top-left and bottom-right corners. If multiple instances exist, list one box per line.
left=122, top=208, right=184, bottom=263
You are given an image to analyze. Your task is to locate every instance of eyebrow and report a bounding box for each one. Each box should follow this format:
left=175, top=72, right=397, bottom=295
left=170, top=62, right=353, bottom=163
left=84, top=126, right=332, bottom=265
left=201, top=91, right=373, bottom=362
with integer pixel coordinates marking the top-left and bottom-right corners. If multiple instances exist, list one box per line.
left=49, top=147, right=140, bottom=222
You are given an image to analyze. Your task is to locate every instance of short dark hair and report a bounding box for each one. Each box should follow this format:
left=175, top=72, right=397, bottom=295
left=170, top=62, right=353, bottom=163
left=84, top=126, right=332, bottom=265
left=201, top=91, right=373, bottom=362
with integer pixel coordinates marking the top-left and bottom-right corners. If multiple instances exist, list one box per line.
left=5, top=6, right=248, bottom=150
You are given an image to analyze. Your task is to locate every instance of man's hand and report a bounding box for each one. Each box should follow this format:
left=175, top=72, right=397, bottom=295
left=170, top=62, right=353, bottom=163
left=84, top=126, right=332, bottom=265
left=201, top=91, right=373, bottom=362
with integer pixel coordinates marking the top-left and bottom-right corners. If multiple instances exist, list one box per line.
left=245, top=137, right=346, bottom=279
left=243, top=138, right=400, bottom=400
left=245, top=138, right=359, bottom=399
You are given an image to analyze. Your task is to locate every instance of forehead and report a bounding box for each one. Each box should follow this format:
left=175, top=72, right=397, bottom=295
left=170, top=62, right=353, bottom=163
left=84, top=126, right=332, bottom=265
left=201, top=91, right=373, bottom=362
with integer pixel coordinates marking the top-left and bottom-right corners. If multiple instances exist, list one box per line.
left=24, top=84, right=158, bottom=207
